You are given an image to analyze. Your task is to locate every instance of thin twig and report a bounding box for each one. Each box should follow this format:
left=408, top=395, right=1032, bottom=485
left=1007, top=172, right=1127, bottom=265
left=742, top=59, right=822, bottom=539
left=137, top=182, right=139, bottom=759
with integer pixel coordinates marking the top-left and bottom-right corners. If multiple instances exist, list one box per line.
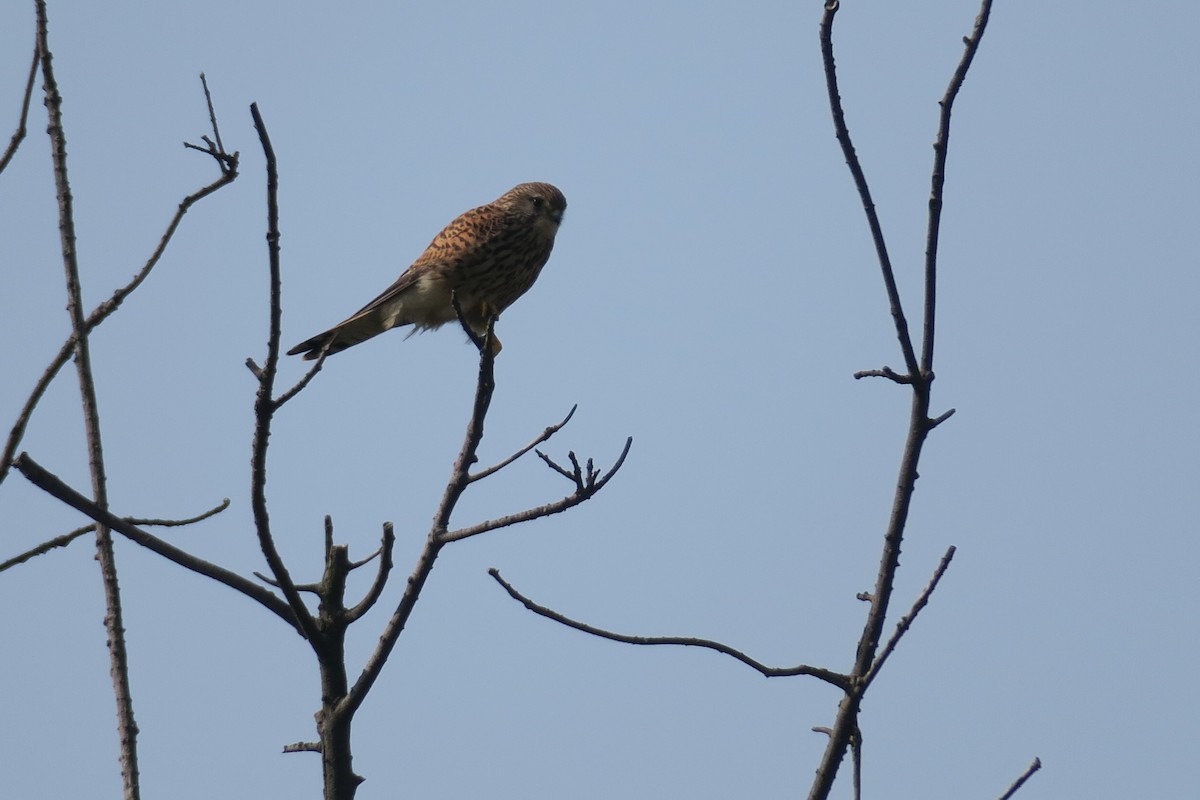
left=128, top=498, right=231, bottom=528
left=852, top=366, right=911, bottom=384
left=0, top=497, right=229, bottom=575
left=0, top=523, right=93, bottom=572
left=924, top=0, right=994, bottom=373
left=863, top=546, right=956, bottom=687
left=345, top=523, right=395, bottom=623
left=996, top=758, right=1042, bottom=800
left=819, top=0, right=919, bottom=379
left=13, top=452, right=300, bottom=631
left=442, top=436, right=632, bottom=543
left=535, top=448, right=577, bottom=482
left=274, top=347, right=329, bottom=409
left=489, top=569, right=849, bottom=689
left=0, top=46, right=38, bottom=175
left=927, top=407, right=956, bottom=430
left=198, top=73, right=224, bottom=156
left=0, top=76, right=237, bottom=488
left=468, top=405, right=577, bottom=482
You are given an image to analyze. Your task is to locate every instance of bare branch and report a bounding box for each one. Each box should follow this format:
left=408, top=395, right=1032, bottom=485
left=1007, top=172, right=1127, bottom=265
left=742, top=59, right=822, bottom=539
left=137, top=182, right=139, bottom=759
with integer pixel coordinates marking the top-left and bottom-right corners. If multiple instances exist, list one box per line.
left=197, top=73, right=225, bottom=157
left=0, top=523, right=93, bottom=573
left=0, top=76, right=237, bottom=489
left=283, top=742, right=322, bottom=754
left=246, top=102, right=321, bottom=645
left=923, top=0, right=994, bottom=372
left=863, top=546, right=956, bottom=688
left=442, top=436, right=632, bottom=543
left=997, top=758, right=1042, bottom=800
left=818, top=0, right=919, bottom=379
left=345, top=523, right=395, bottom=623
left=852, top=366, right=912, bottom=384
left=488, top=569, right=849, bottom=689
left=809, top=3, right=994, bottom=796
left=927, top=407, right=956, bottom=430
left=468, top=404, right=577, bottom=483
left=535, top=448, right=577, bottom=482
left=127, top=498, right=231, bottom=528
left=273, top=346, right=329, bottom=409
left=343, top=334, right=503, bottom=716
left=0, top=46, right=38, bottom=176
left=2, top=493, right=229, bottom=577
left=13, top=452, right=300, bottom=632
left=253, top=571, right=322, bottom=594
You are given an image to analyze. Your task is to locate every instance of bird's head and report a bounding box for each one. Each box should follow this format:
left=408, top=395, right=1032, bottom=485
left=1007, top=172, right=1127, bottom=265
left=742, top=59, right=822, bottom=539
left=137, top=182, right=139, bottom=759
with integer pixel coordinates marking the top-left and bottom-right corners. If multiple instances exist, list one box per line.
left=501, top=182, right=567, bottom=230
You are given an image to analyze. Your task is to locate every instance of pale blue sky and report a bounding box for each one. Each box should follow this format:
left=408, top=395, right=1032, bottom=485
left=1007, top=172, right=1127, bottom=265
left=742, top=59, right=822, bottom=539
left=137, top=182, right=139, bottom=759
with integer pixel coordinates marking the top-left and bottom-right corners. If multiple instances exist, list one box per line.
left=2, top=2, right=1197, bottom=798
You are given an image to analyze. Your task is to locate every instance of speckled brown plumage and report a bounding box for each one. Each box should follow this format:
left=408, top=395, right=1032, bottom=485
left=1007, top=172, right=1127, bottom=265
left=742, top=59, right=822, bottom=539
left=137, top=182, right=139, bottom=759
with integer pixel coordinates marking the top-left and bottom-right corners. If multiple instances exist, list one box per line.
left=288, top=182, right=566, bottom=360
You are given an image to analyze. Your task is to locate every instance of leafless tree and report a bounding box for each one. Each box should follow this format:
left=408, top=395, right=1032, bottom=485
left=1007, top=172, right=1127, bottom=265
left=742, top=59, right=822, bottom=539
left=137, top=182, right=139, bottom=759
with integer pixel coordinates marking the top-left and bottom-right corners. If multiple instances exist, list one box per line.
left=487, top=2, right=1040, bottom=798
left=4, top=4, right=627, bottom=800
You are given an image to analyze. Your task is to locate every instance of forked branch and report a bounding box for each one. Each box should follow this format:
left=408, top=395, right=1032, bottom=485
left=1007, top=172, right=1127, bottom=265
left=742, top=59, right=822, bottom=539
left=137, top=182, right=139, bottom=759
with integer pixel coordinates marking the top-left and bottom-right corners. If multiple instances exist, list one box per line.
left=807, top=3, right=999, bottom=798
left=0, top=74, right=238, bottom=488
left=0, top=497, right=230, bottom=574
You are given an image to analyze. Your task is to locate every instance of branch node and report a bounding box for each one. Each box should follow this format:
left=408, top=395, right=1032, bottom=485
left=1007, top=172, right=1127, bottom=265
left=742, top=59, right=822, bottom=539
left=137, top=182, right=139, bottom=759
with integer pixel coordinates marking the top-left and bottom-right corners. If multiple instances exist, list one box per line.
left=927, top=408, right=956, bottom=429
left=852, top=366, right=912, bottom=384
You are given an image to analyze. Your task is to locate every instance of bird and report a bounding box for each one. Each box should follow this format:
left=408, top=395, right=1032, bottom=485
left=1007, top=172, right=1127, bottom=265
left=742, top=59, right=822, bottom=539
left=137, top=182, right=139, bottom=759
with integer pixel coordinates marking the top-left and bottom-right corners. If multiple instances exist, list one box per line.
left=287, top=182, right=566, bottom=360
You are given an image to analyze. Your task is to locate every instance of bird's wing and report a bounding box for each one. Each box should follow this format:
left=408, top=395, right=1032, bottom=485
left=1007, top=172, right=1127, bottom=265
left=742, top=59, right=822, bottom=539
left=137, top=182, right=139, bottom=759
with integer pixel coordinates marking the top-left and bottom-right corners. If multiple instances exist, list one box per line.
left=286, top=202, right=505, bottom=359
left=343, top=206, right=499, bottom=319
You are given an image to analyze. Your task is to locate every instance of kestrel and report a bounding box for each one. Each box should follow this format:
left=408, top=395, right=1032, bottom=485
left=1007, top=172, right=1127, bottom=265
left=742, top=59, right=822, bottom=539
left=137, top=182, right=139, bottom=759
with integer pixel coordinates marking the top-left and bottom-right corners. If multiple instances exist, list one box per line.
left=287, top=182, right=566, bottom=360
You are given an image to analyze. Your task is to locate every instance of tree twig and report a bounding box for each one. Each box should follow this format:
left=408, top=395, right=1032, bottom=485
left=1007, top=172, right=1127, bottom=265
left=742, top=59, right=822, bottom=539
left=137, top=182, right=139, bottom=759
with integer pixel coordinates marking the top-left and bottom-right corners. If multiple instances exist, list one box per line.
left=345, top=523, right=395, bottom=623
left=0, top=75, right=237, bottom=489
left=0, top=523, right=93, bottom=572
left=819, top=0, right=919, bottom=379
left=863, top=546, right=955, bottom=687
left=441, top=437, right=632, bottom=543
left=13, top=452, right=300, bottom=631
left=468, top=404, right=577, bottom=483
left=489, top=569, right=849, bottom=688
left=0, top=498, right=231, bottom=574
left=996, top=758, right=1042, bottom=800
left=0, top=46, right=38, bottom=175
left=923, top=0, right=993, bottom=373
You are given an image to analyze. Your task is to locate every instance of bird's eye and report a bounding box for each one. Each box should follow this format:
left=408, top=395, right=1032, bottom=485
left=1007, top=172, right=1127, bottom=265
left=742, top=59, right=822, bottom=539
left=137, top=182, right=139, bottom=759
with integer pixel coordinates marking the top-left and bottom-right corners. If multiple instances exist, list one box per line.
left=530, top=196, right=545, bottom=209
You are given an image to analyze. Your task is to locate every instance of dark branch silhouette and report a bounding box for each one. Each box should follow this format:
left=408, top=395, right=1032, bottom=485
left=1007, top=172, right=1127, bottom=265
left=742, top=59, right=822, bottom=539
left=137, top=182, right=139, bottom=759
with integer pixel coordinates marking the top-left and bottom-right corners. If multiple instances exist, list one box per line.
left=808, top=3, right=999, bottom=798
left=0, top=75, right=238, bottom=489
left=12, top=453, right=300, bottom=630
left=863, top=545, right=956, bottom=688
left=0, top=46, right=37, bottom=175
left=35, top=2, right=140, bottom=793
left=997, top=758, right=1042, bottom=800
left=490, top=569, right=851, bottom=690
left=0, top=498, right=229, bottom=573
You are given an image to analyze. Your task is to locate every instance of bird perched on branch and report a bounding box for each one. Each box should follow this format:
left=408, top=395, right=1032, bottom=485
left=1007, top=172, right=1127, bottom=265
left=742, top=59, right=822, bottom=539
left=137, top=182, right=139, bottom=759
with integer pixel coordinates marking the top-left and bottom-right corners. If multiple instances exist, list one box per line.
left=287, top=182, right=566, bottom=360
